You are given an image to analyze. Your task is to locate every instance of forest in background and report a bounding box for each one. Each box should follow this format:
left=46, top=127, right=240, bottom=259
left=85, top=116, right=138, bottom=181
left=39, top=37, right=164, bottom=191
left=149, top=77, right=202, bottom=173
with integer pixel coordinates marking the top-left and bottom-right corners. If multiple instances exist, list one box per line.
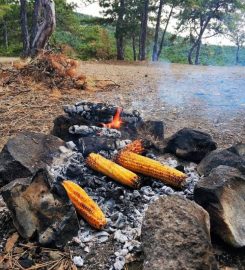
left=0, top=0, right=245, bottom=66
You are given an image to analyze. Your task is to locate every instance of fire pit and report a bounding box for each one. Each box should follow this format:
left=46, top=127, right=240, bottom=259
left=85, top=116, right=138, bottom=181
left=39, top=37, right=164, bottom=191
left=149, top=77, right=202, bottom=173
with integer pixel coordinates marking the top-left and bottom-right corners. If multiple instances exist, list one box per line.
left=2, top=100, right=224, bottom=270
left=47, top=101, right=200, bottom=269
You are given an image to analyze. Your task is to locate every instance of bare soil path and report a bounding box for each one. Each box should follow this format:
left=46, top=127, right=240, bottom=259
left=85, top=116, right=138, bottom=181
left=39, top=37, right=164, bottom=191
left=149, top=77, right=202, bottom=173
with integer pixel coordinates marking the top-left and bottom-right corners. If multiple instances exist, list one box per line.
left=0, top=60, right=245, bottom=150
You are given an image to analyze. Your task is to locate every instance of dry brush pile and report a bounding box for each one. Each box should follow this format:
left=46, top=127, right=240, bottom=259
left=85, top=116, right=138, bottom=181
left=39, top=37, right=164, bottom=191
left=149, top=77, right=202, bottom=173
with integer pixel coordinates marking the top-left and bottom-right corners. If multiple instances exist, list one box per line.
left=1, top=53, right=87, bottom=90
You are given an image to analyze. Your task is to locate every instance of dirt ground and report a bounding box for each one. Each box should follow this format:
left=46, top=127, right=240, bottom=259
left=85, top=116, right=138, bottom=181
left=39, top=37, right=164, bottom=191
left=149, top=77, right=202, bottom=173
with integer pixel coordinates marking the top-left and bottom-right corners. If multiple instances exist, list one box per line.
left=0, top=60, right=245, bottom=150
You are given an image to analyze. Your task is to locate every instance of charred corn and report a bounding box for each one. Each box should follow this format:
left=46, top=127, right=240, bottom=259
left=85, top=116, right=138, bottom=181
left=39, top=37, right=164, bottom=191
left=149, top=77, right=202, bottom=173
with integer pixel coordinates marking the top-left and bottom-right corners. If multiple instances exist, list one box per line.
left=115, top=151, right=187, bottom=188
left=86, top=153, right=140, bottom=189
left=62, top=180, right=107, bottom=230
left=123, top=140, right=146, bottom=154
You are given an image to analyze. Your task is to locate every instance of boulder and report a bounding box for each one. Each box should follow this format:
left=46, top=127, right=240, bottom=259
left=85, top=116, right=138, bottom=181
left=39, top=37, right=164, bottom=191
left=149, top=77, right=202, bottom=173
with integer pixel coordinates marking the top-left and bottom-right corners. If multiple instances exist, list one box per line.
left=164, top=128, right=217, bottom=163
left=197, top=146, right=245, bottom=176
left=0, top=132, right=65, bottom=187
left=1, top=169, right=79, bottom=248
left=141, top=195, right=218, bottom=270
left=194, top=166, right=245, bottom=248
left=227, top=143, right=245, bottom=158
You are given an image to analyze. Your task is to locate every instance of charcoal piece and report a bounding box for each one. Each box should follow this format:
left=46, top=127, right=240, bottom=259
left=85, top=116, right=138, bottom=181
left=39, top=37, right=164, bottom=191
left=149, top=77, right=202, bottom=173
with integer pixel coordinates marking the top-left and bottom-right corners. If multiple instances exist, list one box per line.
left=137, top=121, right=164, bottom=140
left=66, top=163, right=85, bottom=178
left=52, top=114, right=89, bottom=141
left=76, top=137, right=121, bottom=156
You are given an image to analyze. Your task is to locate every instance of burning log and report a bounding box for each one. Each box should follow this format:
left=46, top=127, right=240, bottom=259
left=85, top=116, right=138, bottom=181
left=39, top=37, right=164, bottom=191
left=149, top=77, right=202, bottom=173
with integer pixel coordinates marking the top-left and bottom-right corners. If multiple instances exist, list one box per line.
left=69, top=125, right=121, bottom=139
left=86, top=153, right=140, bottom=189
left=64, top=102, right=142, bottom=125
left=115, top=151, right=187, bottom=188
left=102, top=108, right=123, bottom=129
left=62, top=180, right=107, bottom=230
left=76, top=137, right=130, bottom=157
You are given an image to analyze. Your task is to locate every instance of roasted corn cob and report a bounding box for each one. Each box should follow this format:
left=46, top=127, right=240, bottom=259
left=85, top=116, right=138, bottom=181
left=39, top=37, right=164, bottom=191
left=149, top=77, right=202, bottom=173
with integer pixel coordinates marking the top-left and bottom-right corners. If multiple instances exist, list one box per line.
left=123, top=139, right=146, bottom=154
left=86, top=153, right=140, bottom=189
left=62, top=180, right=107, bottom=230
left=115, top=151, right=187, bottom=188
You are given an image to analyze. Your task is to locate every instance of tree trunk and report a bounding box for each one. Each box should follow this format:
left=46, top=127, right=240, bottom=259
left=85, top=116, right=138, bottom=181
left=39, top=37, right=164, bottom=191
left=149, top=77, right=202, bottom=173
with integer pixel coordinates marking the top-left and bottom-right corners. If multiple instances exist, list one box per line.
left=3, top=20, right=8, bottom=50
left=188, top=42, right=196, bottom=64
left=194, top=39, right=201, bottom=65
left=152, top=0, right=164, bottom=61
left=157, top=4, right=174, bottom=60
left=139, top=0, right=149, bottom=61
left=115, top=0, right=125, bottom=60
left=132, top=34, right=137, bottom=61
left=236, top=44, right=240, bottom=65
left=30, top=0, right=56, bottom=56
left=116, top=36, right=124, bottom=60
left=188, top=17, right=210, bottom=65
left=31, top=0, right=41, bottom=43
left=20, top=0, right=30, bottom=56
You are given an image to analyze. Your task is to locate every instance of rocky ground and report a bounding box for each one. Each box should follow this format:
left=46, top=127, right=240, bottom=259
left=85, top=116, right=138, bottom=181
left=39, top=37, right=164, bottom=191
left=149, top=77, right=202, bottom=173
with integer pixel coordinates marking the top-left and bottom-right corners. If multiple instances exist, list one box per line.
left=1, top=60, right=245, bottom=150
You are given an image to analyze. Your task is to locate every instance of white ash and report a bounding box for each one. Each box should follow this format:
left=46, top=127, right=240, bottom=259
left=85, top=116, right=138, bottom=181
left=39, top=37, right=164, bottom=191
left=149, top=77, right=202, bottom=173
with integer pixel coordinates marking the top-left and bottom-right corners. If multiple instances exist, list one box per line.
left=73, top=256, right=84, bottom=267
left=50, top=149, right=200, bottom=270
left=69, top=125, right=122, bottom=139
left=66, top=141, right=77, bottom=151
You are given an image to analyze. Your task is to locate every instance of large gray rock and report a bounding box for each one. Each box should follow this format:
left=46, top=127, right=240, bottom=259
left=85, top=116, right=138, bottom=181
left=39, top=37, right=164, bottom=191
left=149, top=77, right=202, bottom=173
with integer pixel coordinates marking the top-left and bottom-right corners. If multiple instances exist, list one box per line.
left=141, top=195, right=218, bottom=270
left=0, top=132, right=65, bottom=187
left=1, top=169, right=79, bottom=248
left=164, top=128, right=217, bottom=163
left=194, top=166, right=245, bottom=248
left=197, top=145, right=245, bottom=176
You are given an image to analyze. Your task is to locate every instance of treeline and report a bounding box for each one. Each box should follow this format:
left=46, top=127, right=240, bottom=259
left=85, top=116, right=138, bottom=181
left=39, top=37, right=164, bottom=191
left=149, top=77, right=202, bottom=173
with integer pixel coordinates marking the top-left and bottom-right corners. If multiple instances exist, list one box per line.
left=96, top=0, right=245, bottom=64
left=0, top=0, right=245, bottom=65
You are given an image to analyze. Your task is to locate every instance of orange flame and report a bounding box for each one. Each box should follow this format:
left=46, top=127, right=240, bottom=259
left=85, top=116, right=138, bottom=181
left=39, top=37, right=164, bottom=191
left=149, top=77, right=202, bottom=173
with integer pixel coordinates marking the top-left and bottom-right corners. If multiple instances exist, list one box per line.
left=102, top=108, right=123, bottom=129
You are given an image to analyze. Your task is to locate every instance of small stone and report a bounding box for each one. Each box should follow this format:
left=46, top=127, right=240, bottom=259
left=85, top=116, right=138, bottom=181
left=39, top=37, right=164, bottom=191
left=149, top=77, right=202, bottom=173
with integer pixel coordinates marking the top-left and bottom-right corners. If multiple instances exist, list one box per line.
left=73, top=256, right=84, bottom=267
left=84, top=246, right=90, bottom=253
left=18, top=258, right=33, bottom=268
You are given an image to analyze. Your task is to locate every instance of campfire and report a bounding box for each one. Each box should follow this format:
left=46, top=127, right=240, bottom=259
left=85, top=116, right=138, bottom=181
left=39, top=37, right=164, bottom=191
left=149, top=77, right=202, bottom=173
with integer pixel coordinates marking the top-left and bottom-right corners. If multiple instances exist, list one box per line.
left=0, top=101, right=202, bottom=269
left=48, top=101, right=199, bottom=268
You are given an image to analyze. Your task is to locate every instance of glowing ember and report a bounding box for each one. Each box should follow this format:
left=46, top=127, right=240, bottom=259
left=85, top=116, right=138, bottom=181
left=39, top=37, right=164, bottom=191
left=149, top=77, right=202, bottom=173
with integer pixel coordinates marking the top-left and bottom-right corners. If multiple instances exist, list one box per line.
left=102, top=108, right=123, bottom=129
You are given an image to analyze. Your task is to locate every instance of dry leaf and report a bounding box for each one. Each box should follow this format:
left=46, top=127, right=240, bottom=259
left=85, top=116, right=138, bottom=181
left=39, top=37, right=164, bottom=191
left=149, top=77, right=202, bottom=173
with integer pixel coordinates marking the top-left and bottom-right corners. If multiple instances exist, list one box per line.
left=71, top=264, right=78, bottom=270
left=5, top=232, right=19, bottom=253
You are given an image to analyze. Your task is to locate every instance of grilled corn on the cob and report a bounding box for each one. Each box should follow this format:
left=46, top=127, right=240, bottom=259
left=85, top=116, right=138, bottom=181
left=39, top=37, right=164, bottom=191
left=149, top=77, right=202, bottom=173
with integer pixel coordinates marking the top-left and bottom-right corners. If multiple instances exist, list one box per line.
left=86, top=153, right=140, bottom=189
left=62, top=180, right=107, bottom=230
left=115, top=151, right=186, bottom=188
left=123, top=139, right=146, bottom=154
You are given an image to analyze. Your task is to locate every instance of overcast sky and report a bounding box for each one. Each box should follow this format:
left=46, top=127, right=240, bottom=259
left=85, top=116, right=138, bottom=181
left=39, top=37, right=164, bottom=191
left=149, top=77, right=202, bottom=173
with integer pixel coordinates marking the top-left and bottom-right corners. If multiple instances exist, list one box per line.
left=71, top=1, right=234, bottom=46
